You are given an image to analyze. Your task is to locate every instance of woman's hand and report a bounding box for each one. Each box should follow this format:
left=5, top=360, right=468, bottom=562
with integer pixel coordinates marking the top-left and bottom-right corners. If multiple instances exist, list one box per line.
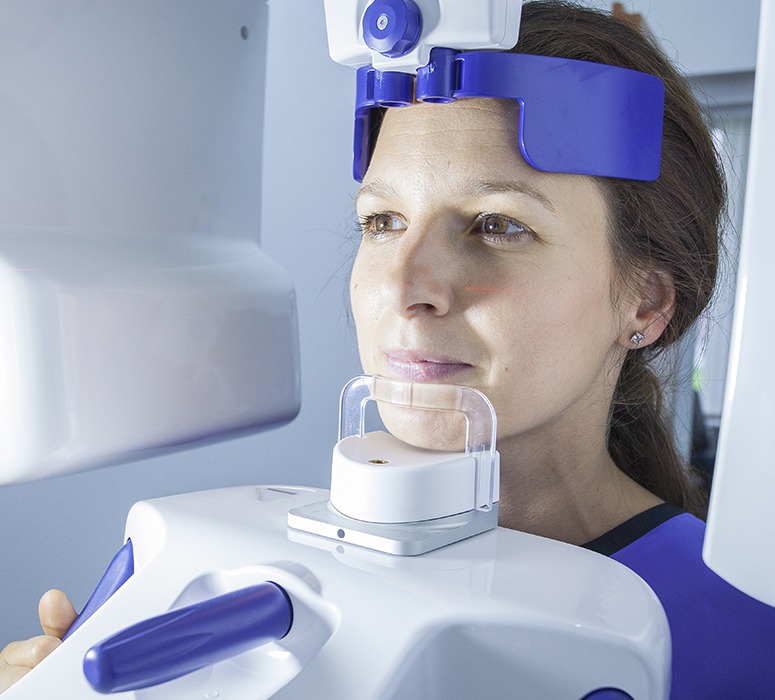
left=0, top=590, right=77, bottom=693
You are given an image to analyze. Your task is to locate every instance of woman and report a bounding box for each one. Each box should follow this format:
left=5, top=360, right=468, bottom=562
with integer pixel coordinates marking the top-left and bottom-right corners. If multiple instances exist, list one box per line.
left=351, top=3, right=775, bottom=698
left=3, top=1, right=774, bottom=696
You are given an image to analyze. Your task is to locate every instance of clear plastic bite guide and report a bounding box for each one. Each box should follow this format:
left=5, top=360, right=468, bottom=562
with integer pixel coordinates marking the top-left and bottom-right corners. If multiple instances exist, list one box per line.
left=287, top=375, right=500, bottom=555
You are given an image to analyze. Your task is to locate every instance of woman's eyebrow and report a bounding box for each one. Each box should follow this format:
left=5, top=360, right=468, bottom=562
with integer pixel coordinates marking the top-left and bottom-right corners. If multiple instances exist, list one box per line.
left=466, top=179, right=557, bottom=214
left=355, top=179, right=397, bottom=205
left=356, top=177, right=557, bottom=214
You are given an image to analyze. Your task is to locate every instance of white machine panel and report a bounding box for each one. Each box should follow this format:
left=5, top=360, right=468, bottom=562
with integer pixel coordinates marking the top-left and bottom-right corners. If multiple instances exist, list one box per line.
left=704, top=0, right=775, bottom=606
left=0, top=0, right=300, bottom=484
left=324, top=0, right=522, bottom=73
left=3, top=486, right=671, bottom=699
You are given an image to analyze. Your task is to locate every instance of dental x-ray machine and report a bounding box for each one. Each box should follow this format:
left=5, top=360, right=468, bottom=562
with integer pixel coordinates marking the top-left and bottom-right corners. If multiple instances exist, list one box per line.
left=1, top=0, right=771, bottom=697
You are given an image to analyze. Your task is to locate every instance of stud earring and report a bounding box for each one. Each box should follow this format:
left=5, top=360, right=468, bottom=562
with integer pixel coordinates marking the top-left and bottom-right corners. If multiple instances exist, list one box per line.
left=630, top=331, right=646, bottom=346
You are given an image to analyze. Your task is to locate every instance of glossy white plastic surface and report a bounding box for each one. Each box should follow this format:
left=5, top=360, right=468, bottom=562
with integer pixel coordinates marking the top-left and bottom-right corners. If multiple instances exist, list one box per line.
left=0, top=237, right=299, bottom=484
left=0, top=1, right=300, bottom=484
left=331, top=430, right=478, bottom=522
left=6, top=486, right=670, bottom=699
left=704, top=0, right=775, bottom=606
left=324, top=0, right=523, bottom=74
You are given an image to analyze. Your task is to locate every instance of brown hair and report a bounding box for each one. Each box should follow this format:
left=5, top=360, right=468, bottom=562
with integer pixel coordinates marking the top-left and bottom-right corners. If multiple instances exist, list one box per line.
left=514, top=1, right=724, bottom=517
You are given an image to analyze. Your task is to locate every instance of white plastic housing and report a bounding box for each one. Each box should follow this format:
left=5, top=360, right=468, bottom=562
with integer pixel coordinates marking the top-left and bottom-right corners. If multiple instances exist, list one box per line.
left=0, top=0, right=300, bottom=484
left=0, top=237, right=298, bottom=484
left=330, top=430, right=480, bottom=522
left=323, top=0, right=523, bottom=74
left=703, top=0, right=775, bottom=606
left=3, top=485, right=670, bottom=699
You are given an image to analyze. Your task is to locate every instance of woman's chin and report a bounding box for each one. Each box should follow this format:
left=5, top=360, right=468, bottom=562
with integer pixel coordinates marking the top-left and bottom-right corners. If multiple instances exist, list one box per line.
left=376, top=403, right=469, bottom=453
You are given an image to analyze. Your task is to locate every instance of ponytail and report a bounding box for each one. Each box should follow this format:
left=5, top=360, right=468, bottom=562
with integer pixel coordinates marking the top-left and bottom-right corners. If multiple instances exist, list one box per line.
left=609, top=351, right=708, bottom=518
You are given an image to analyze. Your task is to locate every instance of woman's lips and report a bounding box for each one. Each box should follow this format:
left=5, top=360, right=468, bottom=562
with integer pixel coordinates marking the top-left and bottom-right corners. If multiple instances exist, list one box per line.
left=384, top=350, right=473, bottom=382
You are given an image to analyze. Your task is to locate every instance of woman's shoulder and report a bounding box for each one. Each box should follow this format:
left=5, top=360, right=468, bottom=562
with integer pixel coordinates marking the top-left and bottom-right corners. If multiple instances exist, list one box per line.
left=606, top=506, right=775, bottom=699
left=607, top=505, right=772, bottom=621
left=584, top=502, right=688, bottom=557
left=587, top=506, right=725, bottom=613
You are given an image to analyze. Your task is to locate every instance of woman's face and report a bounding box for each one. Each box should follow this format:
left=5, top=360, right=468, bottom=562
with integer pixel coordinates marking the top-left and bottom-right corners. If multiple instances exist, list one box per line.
left=351, top=99, right=639, bottom=450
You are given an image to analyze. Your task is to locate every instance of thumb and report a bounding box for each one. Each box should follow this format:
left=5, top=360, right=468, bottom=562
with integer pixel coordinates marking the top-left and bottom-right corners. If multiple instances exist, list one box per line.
left=38, top=590, right=78, bottom=640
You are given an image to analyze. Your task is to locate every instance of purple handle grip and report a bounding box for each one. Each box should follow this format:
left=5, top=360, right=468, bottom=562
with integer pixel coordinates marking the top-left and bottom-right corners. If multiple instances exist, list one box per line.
left=83, top=582, right=293, bottom=693
left=64, top=540, right=134, bottom=641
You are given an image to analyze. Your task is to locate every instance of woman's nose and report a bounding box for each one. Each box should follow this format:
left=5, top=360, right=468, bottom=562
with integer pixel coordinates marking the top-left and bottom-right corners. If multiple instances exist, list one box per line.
left=381, top=227, right=456, bottom=318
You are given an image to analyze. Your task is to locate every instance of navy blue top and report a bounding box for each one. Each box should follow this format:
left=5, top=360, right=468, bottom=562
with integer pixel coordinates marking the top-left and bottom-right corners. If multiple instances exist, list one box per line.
left=586, top=505, right=775, bottom=699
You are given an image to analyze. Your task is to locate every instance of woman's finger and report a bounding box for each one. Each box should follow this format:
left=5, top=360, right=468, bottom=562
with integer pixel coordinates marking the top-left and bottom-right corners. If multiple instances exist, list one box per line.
left=38, top=590, right=77, bottom=640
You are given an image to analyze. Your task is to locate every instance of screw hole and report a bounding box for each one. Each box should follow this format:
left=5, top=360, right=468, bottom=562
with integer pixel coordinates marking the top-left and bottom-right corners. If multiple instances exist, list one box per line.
left=337, top=529, right=346, bottom=539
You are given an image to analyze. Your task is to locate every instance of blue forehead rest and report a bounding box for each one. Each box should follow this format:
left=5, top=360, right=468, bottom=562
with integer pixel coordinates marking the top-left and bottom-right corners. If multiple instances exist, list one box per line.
left=354, top=47, right=665, bottom=182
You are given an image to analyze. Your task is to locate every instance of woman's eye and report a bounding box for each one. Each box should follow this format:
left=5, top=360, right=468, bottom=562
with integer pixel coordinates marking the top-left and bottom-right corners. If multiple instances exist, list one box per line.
left=359, top=212, right=406, bottom=237
left=475, top=213, right=533, bottom=241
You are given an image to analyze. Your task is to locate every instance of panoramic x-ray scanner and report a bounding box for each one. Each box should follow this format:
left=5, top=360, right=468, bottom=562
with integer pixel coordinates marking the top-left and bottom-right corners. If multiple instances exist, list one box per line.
left=1, top=0, right=772, bottom=697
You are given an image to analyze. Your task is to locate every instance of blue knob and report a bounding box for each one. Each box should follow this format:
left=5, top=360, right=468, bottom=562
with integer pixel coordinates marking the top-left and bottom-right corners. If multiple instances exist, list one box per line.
left=362, top=0, right=422, bottom=59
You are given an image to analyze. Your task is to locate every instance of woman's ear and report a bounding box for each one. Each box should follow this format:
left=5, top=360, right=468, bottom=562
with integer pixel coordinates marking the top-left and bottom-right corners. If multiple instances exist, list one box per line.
left=618, top=270, right=676, bottom=349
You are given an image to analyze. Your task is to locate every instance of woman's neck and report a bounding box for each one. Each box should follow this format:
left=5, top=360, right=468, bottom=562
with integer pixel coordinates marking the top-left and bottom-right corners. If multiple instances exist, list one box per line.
left=495, top=431, right=663, bottom=546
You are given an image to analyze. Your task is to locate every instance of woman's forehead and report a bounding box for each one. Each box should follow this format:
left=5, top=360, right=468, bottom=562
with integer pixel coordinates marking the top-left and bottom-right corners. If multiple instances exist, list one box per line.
left=366, top=100, right=530, bottom=189
left=376, top=99, right=522, bottom=156
left=385, top=97, right=519, bottom=127
left=364, top=99, right=604, bottom=215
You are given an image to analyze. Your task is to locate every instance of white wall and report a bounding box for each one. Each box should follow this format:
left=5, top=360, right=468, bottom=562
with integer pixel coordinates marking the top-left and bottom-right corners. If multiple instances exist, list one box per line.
left=0, top=1, right=361, bottom=644
left=0, top=0, right=761, bottom=646
left=625, top=0, right=759, bottom=76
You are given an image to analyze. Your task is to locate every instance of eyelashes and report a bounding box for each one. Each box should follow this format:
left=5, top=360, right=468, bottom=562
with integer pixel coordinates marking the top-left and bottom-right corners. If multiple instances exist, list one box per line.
left=473, top=213, right=535, bottom=242
left=357, top=212, right=406, bottom=238
left=357, top=211, right=536, bottom=243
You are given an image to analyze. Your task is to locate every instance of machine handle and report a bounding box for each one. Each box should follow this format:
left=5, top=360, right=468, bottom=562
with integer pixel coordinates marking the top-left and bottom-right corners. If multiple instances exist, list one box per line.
left=83, top=581, right=293, bottom=693
left=64, top=540, right=135, bottom=641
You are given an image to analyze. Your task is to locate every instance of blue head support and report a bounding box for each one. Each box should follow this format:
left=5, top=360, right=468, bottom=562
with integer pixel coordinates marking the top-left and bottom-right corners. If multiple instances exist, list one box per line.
left=354, top=46, right=665, bottom=182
